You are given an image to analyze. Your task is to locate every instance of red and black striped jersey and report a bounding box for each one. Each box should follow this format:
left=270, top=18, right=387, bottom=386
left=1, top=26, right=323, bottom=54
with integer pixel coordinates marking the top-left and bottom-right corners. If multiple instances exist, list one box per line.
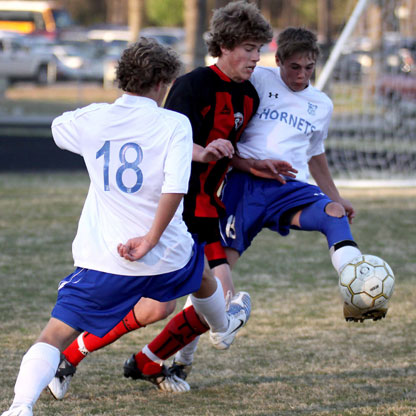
left=165, top=65, right=259, bottom=220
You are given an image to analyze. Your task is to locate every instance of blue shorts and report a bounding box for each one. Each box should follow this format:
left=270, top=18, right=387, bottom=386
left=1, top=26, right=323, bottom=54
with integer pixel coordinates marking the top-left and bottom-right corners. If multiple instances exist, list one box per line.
left=51, top=237, right=204, bottom=337
left=220, top=170, right=331, bottom=255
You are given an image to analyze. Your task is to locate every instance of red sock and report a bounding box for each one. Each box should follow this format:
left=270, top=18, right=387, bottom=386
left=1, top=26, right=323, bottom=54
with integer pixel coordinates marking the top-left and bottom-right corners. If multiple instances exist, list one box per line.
left=64, top=309, right=143, bottom=366
left=135, top=305, right=208, bottom=375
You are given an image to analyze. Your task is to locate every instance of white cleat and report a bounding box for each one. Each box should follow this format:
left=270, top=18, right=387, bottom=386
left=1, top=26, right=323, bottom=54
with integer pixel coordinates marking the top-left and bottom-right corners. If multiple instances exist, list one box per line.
left=157, top=374, right=191, bottom=393
left=47, top=354, right=76, bottom=400
left=210, top=291, right=251, bottom=350
left=1, top=405, right=33, bottom=416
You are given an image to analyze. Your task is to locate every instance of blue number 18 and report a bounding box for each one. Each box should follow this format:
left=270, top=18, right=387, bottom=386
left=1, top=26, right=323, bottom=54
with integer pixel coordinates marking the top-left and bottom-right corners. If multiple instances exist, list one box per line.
left=96, top=141, right=143, bottom=194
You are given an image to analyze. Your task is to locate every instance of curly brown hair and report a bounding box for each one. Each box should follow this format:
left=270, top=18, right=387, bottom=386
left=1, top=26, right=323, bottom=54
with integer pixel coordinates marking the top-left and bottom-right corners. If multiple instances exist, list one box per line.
left=276, top=27, right=321, bottom=63
left=206, top=0, right=273, bottom=58
left=116, top=37, right=182, bottom=94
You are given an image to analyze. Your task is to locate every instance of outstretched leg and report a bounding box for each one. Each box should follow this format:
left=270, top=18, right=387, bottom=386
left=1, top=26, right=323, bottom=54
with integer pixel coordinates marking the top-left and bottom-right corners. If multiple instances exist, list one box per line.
left=291, top=200, right=386, bottom=321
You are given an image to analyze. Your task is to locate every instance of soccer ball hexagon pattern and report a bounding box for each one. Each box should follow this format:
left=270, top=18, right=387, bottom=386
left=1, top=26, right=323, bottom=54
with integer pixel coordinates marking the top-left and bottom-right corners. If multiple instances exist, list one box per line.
left=339, top=254, right=395, bottom=311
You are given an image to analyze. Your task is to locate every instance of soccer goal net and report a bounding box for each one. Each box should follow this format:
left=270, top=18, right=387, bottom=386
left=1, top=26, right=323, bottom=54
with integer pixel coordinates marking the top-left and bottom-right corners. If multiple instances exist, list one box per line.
left=317, top=0, right=416, bottom=184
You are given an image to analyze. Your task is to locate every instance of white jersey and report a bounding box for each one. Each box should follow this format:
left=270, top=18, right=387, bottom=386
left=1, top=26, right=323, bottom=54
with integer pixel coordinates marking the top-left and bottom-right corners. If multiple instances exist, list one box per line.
left=52, top=94, right=194, bottom=276
left=237, top=66, right=333, bottom=183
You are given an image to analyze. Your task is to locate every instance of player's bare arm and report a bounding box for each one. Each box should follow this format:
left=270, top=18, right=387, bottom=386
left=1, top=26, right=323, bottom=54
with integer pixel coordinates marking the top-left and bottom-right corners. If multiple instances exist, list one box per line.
left=192, top=139, right=234, bottom=163
left=232, top=154, right=297, bottom=183
left=308, top=153, right=355, bottom=223
left=118, top=193, right=185, bottom=261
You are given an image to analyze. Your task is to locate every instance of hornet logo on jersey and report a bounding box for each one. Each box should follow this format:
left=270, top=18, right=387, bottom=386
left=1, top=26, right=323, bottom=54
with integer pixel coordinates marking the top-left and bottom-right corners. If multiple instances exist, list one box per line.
left=234, top=112, right=244, bottom=130
left=307, top=102, right=318, bottom=116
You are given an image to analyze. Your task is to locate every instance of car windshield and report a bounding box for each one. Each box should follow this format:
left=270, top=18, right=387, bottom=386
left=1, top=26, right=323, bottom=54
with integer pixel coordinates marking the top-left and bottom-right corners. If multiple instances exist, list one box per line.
left=51, top=9, right=73, bottom=29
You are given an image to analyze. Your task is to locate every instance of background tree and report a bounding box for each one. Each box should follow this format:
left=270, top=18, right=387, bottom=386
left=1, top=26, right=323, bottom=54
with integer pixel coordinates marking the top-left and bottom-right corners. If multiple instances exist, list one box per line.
left=128, top=0, right=146, bottom=42
left=65, top=0, right=107, bottom=25
left=146, top=0, right=183, bottom=26
left=184, top=0, right=207, bottom=71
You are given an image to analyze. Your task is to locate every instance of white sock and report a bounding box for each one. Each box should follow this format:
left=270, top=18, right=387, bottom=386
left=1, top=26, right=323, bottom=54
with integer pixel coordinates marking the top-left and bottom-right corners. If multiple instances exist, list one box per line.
left=190, top=277, right=228, bottom=333
left=174, top=336, right=199, bottom=365
left=330, top=245, right=362, bottom=274
left=10, top=342, right=60, bottom=410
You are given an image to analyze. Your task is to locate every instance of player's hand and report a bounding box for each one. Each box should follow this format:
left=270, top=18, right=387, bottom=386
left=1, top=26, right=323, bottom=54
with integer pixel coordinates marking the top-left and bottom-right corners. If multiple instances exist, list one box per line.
left=338, top=197, right=355, bottom=224
left=200, top=139, right=234, bottom=162
left=117, top=237, right=154, bottom=261
left=250, top=159, right=298, bottom=184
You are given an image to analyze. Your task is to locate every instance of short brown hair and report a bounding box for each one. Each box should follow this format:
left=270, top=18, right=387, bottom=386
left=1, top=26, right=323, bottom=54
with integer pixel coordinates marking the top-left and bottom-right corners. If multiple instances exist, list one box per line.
left=276, top=27, right=321, bottom=63
left=206, top=0, right=273, bottom=58
left=116, top=37, right=182, bottom=94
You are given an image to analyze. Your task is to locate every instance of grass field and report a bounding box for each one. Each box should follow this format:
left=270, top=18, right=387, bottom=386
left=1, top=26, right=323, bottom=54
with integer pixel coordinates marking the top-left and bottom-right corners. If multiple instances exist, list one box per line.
left=0, top=172, right=415, bottom=416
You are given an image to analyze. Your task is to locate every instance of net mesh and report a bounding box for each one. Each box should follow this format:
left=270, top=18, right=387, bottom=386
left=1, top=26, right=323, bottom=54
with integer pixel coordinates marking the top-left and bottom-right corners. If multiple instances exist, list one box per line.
left=319, top=0, right=416, bottom=181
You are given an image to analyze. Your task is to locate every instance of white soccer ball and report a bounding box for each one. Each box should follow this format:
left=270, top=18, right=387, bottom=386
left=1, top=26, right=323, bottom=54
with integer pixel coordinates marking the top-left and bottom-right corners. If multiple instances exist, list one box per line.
left=339, top=254, right=395, bottom=313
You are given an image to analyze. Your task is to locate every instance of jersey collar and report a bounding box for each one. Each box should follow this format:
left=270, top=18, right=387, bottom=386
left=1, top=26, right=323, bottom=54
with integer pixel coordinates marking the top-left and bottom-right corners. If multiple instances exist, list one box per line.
left=116, top=94, right=158, bottom=107
left=210, top=64, right=232, bottom=82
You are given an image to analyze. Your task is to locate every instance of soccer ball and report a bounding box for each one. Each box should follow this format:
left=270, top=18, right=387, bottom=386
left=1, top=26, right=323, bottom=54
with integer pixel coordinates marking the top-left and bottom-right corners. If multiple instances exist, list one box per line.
left=339, top=254, right=395, bottom=321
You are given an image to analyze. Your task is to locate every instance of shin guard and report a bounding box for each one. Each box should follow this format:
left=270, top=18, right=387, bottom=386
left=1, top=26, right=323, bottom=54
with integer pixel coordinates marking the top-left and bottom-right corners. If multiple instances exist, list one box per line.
left=147, top=306, right=208, bottom=361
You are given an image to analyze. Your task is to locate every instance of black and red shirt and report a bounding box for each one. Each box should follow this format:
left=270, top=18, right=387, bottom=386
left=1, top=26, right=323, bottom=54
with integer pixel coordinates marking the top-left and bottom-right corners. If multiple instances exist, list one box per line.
left=165, top=65, right=259, bottom=221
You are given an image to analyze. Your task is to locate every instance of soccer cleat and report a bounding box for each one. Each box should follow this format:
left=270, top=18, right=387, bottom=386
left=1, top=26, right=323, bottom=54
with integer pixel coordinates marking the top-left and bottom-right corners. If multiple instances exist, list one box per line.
left=1, top=405, right=32, bottom=416
left=47, top=354, right=76, bottom=400
left=168, top=360, right=193, bottom=381
left=209, top=291, right=251, bottom=350
left=123, top=354, right=190, bottom=393
left=343, top=303, right=388, bottom=323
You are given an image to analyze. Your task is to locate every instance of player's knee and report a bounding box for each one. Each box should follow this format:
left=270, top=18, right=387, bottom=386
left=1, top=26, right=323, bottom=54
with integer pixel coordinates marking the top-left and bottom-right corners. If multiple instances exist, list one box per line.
left=134, top=299, right=176, bottom=325
left=153, top=300, right=176, bottom=320
left=160, top=300, right=176, bottom=319
left=299, top=199, right=354, bottom=248
left=325, top=201, right=345, bottom=218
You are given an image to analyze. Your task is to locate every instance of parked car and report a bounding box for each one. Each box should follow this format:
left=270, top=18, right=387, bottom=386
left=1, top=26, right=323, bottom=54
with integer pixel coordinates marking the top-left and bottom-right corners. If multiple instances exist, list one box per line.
left=376, top=73, right=416, bottom=103
left=376, top=41, right=416, bottom=103
left=101, top=27, right=187, bottom=87
left=50, top=40, right=107, bottom=82
left=331, top=51, right=373, bottom=82
left=0, top=30, right=57, bottom=84
left=140, top=26, right=185, bottom=54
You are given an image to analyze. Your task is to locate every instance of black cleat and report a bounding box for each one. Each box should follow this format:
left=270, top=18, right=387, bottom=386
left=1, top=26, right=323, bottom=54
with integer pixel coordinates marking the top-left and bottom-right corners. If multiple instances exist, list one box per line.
left=168, top=360, right=193, bottom=381
left=123, top=354, right=190, bottom=392
left=47, top=354, right=76, bottom=400
left=343, top=303, right=388, bottom=323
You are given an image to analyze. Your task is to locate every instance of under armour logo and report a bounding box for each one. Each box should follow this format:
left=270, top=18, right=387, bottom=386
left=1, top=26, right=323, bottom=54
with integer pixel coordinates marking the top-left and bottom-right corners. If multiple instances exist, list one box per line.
left=268, top=92, right=278, bottom=98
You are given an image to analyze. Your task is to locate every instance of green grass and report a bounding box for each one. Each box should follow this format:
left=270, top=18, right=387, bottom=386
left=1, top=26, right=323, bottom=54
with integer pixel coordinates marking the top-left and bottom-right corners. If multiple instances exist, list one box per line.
left=1, top=173, right=415, bottom=416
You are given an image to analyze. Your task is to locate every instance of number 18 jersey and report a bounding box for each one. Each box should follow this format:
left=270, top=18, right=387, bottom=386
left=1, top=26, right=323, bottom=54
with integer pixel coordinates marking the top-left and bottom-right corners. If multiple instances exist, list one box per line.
left=52, top=94, right=194, bottom=276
